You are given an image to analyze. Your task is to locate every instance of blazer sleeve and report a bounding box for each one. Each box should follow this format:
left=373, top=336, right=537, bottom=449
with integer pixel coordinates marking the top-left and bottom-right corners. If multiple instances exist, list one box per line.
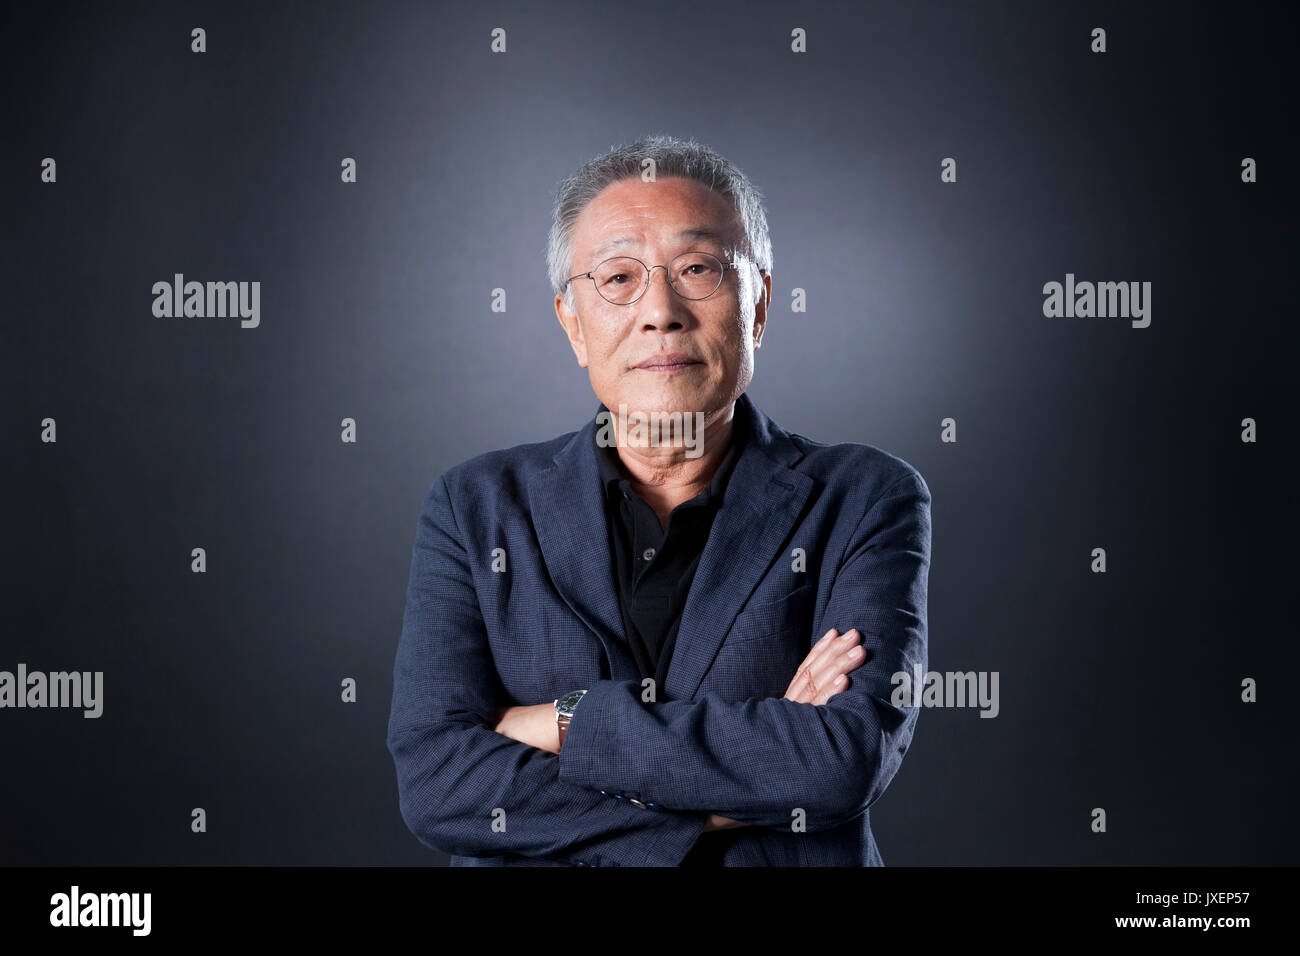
left=556, top=470, right=931, bottom=833
left=386, top=474, right=709, bottom=866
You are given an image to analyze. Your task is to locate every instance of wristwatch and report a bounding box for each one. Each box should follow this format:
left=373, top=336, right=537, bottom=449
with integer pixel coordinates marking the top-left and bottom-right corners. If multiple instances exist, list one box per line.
left=554, top=689, right=588, bottom=749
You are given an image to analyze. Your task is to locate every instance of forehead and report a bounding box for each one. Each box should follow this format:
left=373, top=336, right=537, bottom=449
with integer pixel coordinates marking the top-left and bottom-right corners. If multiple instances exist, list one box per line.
left=572, top=176, right=741, bottom=256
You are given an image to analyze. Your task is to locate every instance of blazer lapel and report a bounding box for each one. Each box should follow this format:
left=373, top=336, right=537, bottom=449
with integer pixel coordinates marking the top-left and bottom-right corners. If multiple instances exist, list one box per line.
left=530, top=411, right=640, bottom=682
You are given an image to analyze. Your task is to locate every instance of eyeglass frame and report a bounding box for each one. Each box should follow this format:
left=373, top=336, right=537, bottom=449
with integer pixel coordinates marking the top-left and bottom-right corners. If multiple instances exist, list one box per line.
left=563, top=251, right=756, bottom=305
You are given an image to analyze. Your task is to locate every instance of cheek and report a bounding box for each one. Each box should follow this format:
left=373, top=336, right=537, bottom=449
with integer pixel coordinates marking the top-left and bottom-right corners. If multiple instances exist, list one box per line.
left=720, top=311, right=751, bottom=354
left=585, top=327, right=628, bottom=375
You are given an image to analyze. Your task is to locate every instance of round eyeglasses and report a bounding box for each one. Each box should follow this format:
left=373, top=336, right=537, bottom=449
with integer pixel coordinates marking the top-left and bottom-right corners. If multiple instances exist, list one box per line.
left=564, top=252, right=744, bottom=305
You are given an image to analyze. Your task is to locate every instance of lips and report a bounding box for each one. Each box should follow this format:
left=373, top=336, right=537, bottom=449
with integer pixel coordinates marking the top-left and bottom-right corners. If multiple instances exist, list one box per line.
left=635, top=352, right=702, bottom=370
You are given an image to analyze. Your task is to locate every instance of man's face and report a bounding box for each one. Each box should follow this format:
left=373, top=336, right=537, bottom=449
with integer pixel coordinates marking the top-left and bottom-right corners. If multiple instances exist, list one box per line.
left=554, top=176, right=770, bottom=423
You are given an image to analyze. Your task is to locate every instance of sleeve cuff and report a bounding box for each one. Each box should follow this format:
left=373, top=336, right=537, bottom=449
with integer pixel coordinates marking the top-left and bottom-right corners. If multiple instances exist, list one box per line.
left=631, top=805, right=709, bottom=866
left=556, top=680, right=708, bottom=866
left=556, top=679, right=624, bottom=792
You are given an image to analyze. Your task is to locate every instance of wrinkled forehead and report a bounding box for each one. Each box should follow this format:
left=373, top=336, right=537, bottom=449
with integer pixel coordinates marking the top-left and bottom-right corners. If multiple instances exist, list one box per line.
left=573, top=176, right=744, bottom=259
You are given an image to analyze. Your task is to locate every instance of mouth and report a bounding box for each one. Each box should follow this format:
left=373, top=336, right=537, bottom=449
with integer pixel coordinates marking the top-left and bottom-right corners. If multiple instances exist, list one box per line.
left=634, top=354, right=703, bottom=372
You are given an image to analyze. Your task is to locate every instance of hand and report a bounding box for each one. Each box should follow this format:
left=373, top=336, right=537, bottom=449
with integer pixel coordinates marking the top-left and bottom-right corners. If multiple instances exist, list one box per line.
left=493, top=702, right=560, bottom=754
left=784, top=627, right=865, bottom=704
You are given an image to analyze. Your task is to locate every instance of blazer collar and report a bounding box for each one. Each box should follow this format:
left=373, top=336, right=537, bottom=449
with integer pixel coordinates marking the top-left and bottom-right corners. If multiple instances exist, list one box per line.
left=529, top=391, right=814, bottom=700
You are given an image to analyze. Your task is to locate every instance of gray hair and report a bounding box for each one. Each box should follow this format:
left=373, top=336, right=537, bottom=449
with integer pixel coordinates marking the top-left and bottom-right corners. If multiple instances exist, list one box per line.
left=547, top=134, right=773, bottom=311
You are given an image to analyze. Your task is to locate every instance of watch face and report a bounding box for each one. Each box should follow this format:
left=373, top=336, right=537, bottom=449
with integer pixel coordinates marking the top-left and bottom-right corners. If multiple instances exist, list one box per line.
left=557, top=689, right=587, bottom=717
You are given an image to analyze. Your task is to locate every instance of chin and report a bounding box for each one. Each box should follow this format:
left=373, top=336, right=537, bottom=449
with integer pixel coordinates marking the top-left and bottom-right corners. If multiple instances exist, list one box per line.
left=642, top=390, right=707, bottom=414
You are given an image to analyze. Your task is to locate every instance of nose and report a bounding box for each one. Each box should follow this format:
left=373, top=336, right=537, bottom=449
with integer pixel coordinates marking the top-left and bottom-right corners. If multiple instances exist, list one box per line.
left=643, top=264, right=673, bottom=296
left=637, top=264, right=687, bottom=327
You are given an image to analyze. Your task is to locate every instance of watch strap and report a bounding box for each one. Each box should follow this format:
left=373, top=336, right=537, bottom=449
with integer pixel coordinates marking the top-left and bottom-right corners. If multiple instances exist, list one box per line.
left=557, top=710, right=572, bottom=749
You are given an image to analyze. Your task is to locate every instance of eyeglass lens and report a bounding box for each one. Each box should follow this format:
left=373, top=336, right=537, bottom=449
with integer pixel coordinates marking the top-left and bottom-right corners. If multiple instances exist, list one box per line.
left=589, top=253, right=725, bottom=304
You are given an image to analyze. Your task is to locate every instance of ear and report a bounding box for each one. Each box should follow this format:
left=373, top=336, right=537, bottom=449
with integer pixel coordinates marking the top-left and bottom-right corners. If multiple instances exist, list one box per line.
left=752, top=270, right=771, bottom=349
left=555, top=292, right=589, bottom=368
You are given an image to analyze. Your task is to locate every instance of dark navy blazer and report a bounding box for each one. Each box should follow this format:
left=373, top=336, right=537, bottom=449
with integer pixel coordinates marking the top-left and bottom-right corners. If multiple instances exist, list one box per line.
left=386, top=391, right=931, bottom=866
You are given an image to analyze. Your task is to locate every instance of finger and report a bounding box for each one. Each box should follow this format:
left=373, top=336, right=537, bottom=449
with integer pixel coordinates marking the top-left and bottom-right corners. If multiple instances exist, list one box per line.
left=791, top=627, right=842, bottom=680
left=812, top=672, right=850, bottom=706
left=783, top=665, right=810, bottom=702
left=785, top=628, right=850, bottom=702
left=803, top=628, right=861, bottom=681
left=788, top=664, right=818, bottom=703
left=806, top=629, right=866, bottom=701
left=812, top=627, right=839, bottom=651
left=792, top=637, right=854, bottom=703
left=784, top=658, right=822, bottom=702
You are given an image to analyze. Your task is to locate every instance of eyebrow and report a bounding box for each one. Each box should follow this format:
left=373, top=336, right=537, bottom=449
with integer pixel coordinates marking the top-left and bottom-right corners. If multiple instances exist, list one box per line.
left=590, top=227, right=731, bottom=260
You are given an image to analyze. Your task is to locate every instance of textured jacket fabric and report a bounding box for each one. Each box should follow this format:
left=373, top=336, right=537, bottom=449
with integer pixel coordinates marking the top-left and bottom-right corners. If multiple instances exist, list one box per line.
left=386, top=391, right=932, bottom=866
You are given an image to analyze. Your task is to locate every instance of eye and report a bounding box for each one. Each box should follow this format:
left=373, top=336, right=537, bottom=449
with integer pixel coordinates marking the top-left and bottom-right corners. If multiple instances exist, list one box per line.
left=681, top=262, right=720, bottom=278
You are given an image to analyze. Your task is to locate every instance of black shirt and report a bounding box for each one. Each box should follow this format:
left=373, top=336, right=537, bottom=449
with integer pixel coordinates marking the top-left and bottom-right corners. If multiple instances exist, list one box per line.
left=592, top=405, right=748, bottom=866
left=593, top=409, right=745, bottom=691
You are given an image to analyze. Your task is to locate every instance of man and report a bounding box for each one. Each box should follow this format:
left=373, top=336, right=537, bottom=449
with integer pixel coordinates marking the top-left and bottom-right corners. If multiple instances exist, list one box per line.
left=386, top=135, right=931, bottom=866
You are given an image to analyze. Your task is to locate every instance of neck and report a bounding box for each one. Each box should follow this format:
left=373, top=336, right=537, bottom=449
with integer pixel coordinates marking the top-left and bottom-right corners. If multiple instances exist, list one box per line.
left=608, top=402, right=737, bottom=520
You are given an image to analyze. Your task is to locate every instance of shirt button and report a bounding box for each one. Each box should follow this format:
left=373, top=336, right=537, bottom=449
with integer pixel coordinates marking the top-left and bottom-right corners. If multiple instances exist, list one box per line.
left=642, top=548, right=656, bottom=561
left=628, top=798, right=648, bottom=810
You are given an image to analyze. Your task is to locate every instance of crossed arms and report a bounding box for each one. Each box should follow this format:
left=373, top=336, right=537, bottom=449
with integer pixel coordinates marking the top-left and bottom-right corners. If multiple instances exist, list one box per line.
left=386, top=469, right=931, bottom=866
left=491, top=625, right=877, bottom=833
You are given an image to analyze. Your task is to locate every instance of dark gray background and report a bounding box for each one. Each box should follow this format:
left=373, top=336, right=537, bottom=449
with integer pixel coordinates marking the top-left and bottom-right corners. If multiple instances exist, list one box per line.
left=2, top=0, right=1294, bottom=865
